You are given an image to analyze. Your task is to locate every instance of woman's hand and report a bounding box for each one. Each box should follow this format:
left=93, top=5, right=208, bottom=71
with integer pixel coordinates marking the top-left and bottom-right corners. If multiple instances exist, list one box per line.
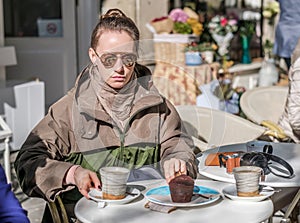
left=163, top=158, right=187, bottom=183
left=73, top=166, right=101, bottom=198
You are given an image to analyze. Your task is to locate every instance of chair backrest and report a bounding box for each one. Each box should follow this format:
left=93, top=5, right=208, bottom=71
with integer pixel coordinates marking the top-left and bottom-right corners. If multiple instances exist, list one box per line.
left=0, top=115, right=12, bottom=140
left=240, top=86, right=288, bottom=125
left=4, top=81, right=45, bottom=150
left=175, top=105, right=265, bottom=151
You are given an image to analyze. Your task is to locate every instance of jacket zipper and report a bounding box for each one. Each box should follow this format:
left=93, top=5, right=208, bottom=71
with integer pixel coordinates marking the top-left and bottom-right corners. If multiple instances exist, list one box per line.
left=117, top=100, right=162, bottom=165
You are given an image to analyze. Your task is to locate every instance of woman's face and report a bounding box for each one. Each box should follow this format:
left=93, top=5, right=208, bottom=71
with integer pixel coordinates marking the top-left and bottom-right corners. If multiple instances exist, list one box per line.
left=89, top=30, right=136, bottom=89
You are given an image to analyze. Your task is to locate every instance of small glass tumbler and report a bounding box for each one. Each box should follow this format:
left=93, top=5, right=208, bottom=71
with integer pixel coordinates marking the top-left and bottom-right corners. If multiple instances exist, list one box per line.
left=233, top=166, right=262, bottom=197
left=99, top=166, right=130, bottom=200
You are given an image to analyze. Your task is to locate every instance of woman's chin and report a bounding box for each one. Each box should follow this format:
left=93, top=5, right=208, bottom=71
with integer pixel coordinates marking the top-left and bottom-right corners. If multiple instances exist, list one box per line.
left=109, top=82, right=126, bottom=89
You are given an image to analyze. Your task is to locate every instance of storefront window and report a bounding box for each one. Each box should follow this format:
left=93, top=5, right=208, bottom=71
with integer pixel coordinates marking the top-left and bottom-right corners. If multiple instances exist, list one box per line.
left=4, top=0, right=62, bottom=37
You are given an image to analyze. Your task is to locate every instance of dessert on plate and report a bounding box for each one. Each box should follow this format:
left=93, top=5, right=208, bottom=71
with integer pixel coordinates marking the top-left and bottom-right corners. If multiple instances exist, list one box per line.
left=169, top=174, right=195, bottom=203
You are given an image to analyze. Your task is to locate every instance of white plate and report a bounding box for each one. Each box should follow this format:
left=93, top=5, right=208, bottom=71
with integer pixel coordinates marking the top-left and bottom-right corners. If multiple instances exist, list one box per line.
left=88, top=188, right=140, bottom=205
left=145, top=185, right=220, bottom=207
left=222, top=185, right=275, bottom=202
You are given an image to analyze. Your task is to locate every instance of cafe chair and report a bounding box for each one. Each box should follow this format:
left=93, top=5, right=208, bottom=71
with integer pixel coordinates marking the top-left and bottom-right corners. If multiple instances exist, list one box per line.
left=175, top=105, right=266, bottom=152
left=4, top=80, right=45, bottom=150
left=240, top=86, right=290, bottom=142
left=240, top=86, right=288, bottom=125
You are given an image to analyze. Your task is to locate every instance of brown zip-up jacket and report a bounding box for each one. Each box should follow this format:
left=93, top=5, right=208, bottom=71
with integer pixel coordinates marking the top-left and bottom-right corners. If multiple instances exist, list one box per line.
left=14, top=64, right=198, bottom=202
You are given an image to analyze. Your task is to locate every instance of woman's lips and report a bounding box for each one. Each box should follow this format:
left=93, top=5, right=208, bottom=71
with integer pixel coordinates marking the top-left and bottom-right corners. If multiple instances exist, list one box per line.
left=112, top=76, right=126, bottom=81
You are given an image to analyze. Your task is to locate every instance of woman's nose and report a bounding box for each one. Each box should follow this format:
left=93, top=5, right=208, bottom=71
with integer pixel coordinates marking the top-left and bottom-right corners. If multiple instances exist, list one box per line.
left=113, top=57, right=124, bottom=71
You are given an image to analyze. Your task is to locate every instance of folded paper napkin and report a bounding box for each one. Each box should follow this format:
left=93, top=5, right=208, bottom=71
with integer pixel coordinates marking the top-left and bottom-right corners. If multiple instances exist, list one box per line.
left=144, top=202, right=176, bottom=213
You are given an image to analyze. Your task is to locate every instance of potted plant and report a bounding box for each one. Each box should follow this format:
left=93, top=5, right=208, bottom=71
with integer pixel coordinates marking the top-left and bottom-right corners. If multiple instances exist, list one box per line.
left=198, top=42, right=217, bottom=63
left=184, top=42, right=202, bottom=66
left=184, top=41, right=218, bottom=65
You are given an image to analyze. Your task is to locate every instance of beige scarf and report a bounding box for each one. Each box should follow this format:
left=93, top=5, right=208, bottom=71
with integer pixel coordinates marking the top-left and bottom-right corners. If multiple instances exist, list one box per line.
left=90, top=63, right=137, bottom=130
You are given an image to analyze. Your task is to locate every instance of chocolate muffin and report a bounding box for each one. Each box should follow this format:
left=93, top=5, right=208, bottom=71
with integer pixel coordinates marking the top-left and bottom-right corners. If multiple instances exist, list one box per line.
left=169, top=175, right=195, bottom=203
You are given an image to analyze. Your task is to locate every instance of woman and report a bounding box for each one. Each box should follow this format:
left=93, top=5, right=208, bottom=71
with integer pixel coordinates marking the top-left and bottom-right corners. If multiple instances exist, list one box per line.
left=273, top=0, right=300, bottom=70
left=14, top=9, right=198, bottom=221
left=278, top=57, right=300, bottom=143
left=0, top=164, right=30, bottom=223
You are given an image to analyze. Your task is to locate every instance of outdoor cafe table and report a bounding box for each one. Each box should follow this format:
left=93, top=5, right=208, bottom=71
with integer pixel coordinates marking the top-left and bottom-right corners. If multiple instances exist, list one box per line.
left=197, top=141, right=300, bottom=188
left=74, top=179, right=273, bottom=223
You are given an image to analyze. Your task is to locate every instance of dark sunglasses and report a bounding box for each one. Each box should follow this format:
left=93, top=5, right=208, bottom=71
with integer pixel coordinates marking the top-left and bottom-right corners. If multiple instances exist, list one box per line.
left=95, top=51, right=137, bottom=68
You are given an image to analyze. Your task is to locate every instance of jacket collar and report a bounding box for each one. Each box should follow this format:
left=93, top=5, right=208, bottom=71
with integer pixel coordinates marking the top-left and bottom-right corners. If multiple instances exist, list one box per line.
left=74, top=64, right=164, bottom=123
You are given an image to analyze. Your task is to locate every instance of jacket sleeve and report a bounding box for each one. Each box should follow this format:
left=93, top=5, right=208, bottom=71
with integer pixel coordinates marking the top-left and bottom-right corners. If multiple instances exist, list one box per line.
left=14, top=95, right=76, bottom=202
left=287, top=58, right=300, bottom=138
left=159, top=100, right=198, bottom=178
left=0, top=165, right=30, bottom=223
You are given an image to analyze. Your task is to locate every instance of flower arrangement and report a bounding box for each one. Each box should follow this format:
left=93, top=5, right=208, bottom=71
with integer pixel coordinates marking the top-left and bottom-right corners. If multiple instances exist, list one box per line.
left=263, top=1, right=280, bottom=25
left=150, top=7, right=203, bottom=35
left=169, top=8, right=203, bottom=35
left=207, top=15, right=238, bottom=57
left=238, top=20, right=256, bottom=64
left=239, top=20, right=256, bottom=37
left=208, top=15, right=238, bottom=37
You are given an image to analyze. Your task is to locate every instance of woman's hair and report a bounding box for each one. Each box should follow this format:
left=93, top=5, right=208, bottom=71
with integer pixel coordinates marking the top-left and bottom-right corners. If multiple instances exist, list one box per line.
left=90, top=8, right=140, bottom=52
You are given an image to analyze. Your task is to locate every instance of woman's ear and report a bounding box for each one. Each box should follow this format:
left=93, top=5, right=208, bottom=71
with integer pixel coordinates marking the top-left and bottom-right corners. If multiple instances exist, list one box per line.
left=89, top=48, right=97, bottom=63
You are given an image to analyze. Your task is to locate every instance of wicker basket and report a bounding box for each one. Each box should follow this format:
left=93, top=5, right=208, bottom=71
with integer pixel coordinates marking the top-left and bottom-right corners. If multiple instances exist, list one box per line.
left=153, top=34, right=195, bottom=65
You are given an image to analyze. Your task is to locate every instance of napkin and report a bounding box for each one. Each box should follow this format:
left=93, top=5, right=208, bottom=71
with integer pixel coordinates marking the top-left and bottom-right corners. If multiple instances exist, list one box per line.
left=144, top=202, right=176, bottom=213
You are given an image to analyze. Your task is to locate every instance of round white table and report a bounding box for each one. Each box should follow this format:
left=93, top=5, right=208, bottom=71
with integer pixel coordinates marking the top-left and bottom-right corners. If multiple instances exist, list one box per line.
left=198, top=141, right=300, bottom=187
left=75, top=179, right=273, bottom=223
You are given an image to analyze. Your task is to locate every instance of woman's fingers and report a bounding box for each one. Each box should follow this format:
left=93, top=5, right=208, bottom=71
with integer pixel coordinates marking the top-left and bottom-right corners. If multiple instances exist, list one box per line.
left=163, top=158, right=187, bottom=183
left=89, top=171, right=101, bottom=189
left=179, top=159, right=187, bottom=175
left=74, top=167, right=101, bottom=198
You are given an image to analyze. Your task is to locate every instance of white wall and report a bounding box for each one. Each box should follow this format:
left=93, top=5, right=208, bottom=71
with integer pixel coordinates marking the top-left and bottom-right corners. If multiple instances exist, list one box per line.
left=0, top=0, right=5, bottom=80
left=102, top=0, right=169, bottom=63
left=76, top=0, right=100, bottom=71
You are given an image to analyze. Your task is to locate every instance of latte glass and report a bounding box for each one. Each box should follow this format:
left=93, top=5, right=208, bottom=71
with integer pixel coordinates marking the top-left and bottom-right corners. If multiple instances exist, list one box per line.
left=233, top=166, right=262, bottom=197
left=99, top=166, right=130, bottom=200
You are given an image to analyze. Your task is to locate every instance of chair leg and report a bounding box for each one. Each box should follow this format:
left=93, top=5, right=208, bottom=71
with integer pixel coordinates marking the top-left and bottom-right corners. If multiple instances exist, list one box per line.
left=48, top=201, right=62, bottom=223
left=4, top=137, right=11, bottom=183
left=280, top=188, right=300, bottom=223
left=47, top=195, right=69, bottom=223
left=268, top=216, right=273, bottom=223
left=56, top=195, right=69, bottom=223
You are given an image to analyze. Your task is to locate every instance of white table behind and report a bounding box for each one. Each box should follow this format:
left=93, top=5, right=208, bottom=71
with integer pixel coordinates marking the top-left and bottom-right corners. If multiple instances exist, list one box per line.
left=198, top=142, right=300, bottom=187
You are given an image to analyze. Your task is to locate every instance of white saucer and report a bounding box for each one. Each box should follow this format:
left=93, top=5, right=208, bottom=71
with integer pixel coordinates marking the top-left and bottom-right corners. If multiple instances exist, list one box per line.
left=222, top=185, right=275, bottom=202
left=88, top=188, right=140, bottom=205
